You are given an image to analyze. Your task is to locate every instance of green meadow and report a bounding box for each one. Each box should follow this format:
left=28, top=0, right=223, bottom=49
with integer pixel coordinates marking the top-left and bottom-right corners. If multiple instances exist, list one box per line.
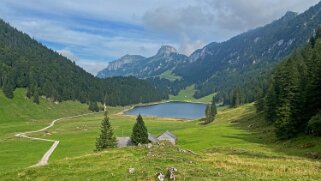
left=169, top=85, right=215, bottom=103
left=0, top=89, right=90, bottom=173
left=1, top=89, right=321, bottom=180
left=159, top=70, right=182, bottom=82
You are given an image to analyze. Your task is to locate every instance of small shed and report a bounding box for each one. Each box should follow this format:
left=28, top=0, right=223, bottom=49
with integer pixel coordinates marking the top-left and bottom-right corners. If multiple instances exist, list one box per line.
left=148, top=133, right=158, bottom=143
left=157, top=131, right=177, bottom=145
left=117, top=137, right=133, bottom=148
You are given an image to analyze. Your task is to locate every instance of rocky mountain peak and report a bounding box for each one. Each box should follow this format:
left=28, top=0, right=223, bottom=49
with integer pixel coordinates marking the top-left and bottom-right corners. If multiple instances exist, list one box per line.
left=156, top=45, right=177, bottom=56
left=281, top=11, right=298, bottom=21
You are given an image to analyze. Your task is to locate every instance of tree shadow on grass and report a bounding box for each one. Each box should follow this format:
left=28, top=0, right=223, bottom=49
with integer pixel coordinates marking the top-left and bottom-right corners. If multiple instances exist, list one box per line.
left=222, top=105, right=321, bottom=160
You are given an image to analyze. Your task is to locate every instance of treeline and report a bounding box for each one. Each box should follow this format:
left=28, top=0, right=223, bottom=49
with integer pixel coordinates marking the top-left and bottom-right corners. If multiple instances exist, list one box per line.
left=195, top=61, right=274, bottom=106
left=258, top=29, right=321, bottom=138
left=0, top=19, right=167, bottom=106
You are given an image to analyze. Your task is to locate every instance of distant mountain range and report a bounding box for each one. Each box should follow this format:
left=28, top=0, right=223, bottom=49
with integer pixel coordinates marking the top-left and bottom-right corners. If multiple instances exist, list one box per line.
left=98, top=1, right=321, bottom=101
left=97, top=45, right=188, bottom=78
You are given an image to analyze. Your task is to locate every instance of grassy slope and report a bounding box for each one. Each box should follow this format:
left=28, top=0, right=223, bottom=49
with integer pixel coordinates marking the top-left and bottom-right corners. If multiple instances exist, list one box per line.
left=2, top=104, right=321, bottom=180
left=0, top=89, right=90, bottom=173
left=159, top=70, right=182, bottom=82
left=169, top=85, right=215, bottom=103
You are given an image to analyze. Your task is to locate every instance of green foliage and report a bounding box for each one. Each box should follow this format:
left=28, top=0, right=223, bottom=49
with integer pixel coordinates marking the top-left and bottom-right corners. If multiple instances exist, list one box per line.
left=205, top=105, right=213, bottom=124
left=0, top=19, right=166, bottom=106
left=255, top=89, right=265, bottom=113
left=88, top=102, right=99, bottom=112
left=264, top=30, right=321, bottom=139
left=231, top=89, right=241, bottom=108
left=95, top=110, right=116, bottom=151
left=307, top=112, right=321, bottom=136
left=2, top=76, right=14, bottom=99
left=131, top=115, right=149, bottom=145
left=175, top=5, right=321, bottom=106
left=33, top=88, right=39, bottom=104
left=265, top=82, right=277, bottom=122
left=210, top=97, right=217, bottom=117
left=204, top=97, right=218, bottom=124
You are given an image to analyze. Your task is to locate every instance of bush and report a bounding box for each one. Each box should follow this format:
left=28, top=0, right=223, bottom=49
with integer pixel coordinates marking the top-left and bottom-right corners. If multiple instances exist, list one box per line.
left=307, top=112, right=321, bottom=136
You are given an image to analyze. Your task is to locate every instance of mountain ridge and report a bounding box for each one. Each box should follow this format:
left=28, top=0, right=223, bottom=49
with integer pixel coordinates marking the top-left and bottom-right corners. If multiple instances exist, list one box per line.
left=97, top=45, right=188, bottom=78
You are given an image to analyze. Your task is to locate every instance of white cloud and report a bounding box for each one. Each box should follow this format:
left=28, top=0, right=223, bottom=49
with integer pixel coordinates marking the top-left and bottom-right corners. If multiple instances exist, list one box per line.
left=58, top=49, right=108, bottom=75
left=0, top=0, right=320, bottom=73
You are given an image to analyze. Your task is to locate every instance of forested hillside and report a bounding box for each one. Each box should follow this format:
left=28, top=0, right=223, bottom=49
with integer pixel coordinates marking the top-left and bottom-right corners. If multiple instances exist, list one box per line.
left=174, top=2, right=321, bottom=103
left=0, top=19, right=167, bottom=106
left=260, top=28, right=321, bottom=139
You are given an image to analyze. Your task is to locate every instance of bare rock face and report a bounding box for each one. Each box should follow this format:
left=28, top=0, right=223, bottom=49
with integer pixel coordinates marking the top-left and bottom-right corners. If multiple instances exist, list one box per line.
left=128, top=168, right=135, bottom=174
left=167, top=167, right=177, bottom=180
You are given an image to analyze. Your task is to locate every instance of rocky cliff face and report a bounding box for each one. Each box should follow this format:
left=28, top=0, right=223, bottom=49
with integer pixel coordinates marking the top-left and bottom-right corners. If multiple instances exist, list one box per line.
left=97, top=45, right=188, bottom=78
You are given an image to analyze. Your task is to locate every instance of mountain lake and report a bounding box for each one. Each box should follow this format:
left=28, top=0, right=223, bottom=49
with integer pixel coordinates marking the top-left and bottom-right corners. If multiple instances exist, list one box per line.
left=125, top=101, right=208, bottom=120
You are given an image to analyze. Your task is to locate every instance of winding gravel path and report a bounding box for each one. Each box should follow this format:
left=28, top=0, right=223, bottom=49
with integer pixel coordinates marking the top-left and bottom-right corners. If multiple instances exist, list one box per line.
left=15, top=112, right=95, bottom=167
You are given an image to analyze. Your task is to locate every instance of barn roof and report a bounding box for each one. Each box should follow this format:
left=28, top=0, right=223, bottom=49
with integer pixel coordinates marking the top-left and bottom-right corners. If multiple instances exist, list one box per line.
left=157, top=130, right=177, bottom=140
left=148, top=133, right=158, bottom=143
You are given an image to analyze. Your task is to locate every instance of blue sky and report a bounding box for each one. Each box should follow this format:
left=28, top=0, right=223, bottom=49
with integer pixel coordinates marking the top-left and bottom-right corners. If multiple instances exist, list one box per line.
left=0, top=0, right=319, bottom=74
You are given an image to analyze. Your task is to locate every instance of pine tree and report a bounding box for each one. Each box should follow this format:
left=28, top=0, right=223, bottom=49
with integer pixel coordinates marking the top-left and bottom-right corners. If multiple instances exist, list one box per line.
left=3, top=77, right=14, bottom=99
left=26, top=86, right=33, bottom=98
left=211, top=97, right=218, bottom=119
left=255, top=89, right=265, bottom=113
left=231, top=89, right=240, bottom=108
left=89, top=102, right=99, bottom=112
left=95, top=110, right=116, bottom=151
left=33, top=87, right=40, bottom=104
left=205, top=104, right=213, bottom=124
left=131, top=114, right=149, bottom=145
left=265, top=82, right=277, bottom=122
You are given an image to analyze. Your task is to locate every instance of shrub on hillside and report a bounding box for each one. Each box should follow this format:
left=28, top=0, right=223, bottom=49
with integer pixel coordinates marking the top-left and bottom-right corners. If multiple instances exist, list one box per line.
left=307, top=112, right=321, bottom=136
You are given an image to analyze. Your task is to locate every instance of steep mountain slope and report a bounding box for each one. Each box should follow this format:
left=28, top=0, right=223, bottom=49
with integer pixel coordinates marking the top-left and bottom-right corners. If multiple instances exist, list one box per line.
left=97, top=45, right=188, bottom=79
left=174, top=2, right=321, bottom=100
left=0, top=19, right=167, bottom=106
left=96, top=55, right=145, bottom=78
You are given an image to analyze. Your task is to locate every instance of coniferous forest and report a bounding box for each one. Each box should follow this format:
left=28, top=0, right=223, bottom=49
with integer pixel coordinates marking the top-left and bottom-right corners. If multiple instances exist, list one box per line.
left=261, top=28, right=321, bottom=139
left=0, top=19, right=167, bottom=106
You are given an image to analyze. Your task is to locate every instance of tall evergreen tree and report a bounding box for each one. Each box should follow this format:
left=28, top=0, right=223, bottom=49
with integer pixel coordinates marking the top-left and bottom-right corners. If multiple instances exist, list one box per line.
left=89, top=102, right=99, bottom=112
left=3, top=77, right=14, bottom=99
left=255, top=89, right=265, bottom=113
left=95, top=110, right=116, bottom=151
left=262, top=30, right=321, bottom=138
left=33, top=87, right=40, bottom=104
left=231, top=89, right=240, bottom=108
left=205, top=104, right=213, bottom=124
left=211, top=97, right=218, bottom=118
left=204, top=97, right=218, bottom=124
left=131, top=115, right=149, bottom=145
left=265, top=82, right=277, bottom=122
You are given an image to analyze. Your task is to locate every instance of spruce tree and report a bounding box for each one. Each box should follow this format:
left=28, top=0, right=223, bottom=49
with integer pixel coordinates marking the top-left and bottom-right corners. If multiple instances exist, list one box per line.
left=231, top=89, right=240, bottom=108
left=131, top=115, right=149, bottom=145
left=26, top=86, right=33, bottom=98
left=95, top=110, right=116, bottom=151
left=265, top=82, right=277, bottom=122
left=255, top=89, right=265, bottom=113
left=89, top=102, right=99, bottom=112
left=33, top=87, right=40, bottom=104
left=211, top=97, right=218, bottom=119
left=205, top=104, right=213, bottom=124
left=3, top=78, right=14, bottom=99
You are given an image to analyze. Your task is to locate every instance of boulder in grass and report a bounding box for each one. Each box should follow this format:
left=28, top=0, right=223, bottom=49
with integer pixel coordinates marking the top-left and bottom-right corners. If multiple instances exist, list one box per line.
left=128, top=168, right=135, bottom=174
left=156, top=173, right=165, bottom=181
left=167, top=167, right=177, bottom=180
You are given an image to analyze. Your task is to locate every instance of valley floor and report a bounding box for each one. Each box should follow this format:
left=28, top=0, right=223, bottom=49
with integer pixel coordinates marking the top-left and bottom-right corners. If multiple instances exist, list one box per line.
left=1, top=90, right=321, bottom=180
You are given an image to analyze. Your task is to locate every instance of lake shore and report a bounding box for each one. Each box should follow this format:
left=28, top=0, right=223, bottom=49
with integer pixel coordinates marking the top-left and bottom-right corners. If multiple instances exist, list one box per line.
left=114, top=100, right=207, bottom=121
